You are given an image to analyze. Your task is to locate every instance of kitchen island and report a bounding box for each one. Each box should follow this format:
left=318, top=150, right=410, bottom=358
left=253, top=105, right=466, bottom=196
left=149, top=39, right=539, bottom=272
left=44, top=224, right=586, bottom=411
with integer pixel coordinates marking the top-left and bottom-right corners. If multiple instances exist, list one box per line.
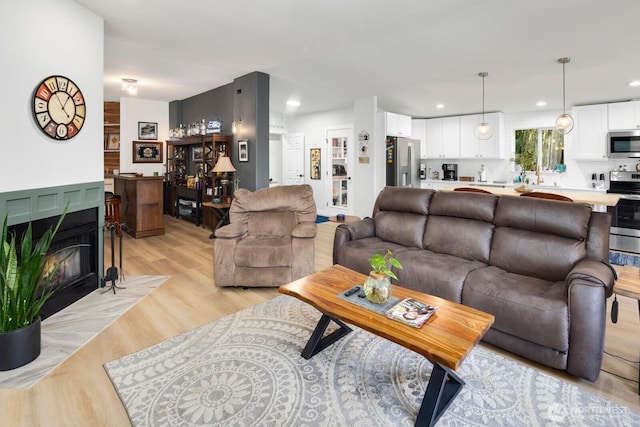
left=430, top=182, right=620, bottom=206
left=114, top=174, right=165, bottom=238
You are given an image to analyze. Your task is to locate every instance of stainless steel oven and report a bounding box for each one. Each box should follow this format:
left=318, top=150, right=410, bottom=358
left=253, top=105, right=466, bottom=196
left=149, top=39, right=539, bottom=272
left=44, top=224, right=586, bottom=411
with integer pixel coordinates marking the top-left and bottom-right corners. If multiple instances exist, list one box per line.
left=607, top=171, right=640, bottom=253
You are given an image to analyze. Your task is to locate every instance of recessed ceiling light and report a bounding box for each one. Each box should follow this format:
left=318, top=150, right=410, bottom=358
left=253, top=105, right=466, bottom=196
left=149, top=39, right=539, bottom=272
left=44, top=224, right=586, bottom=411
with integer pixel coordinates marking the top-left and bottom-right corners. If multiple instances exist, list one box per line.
left=436, top=104, right=444, bottom=109
left=536, top=101, right=547, bottom=107
left=629, top=81, right=640, bottom=87
left=286, top=100, right=300, bottom=107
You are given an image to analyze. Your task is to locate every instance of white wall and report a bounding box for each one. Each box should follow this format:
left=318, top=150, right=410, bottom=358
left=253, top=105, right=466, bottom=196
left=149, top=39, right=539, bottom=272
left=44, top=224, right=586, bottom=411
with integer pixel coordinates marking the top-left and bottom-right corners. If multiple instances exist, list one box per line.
left=287, top=106, right=354, bottom=215
left=120, top=97, right=170, bottom=176
left=0, top=0, right=103, bottom=193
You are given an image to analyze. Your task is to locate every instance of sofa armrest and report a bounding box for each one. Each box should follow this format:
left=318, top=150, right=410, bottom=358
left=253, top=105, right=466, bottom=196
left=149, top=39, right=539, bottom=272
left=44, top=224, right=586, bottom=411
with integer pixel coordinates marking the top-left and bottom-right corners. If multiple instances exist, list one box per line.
left=214, top=222, right=248, bottom=239
left=292, top=221, right=317, bottom=238
left=564, top=258, right=616, bottom=381
left=332, top=218, right=375, bottom=264
left=566, top=258, right=616, bottom=298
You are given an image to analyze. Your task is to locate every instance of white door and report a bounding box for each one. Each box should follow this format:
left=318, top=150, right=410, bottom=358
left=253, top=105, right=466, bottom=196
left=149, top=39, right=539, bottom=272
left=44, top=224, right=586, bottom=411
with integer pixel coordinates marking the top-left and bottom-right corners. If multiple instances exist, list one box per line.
left=326, top=126, right=353, bottom=215
left=284, top=133, right=305, bottom=185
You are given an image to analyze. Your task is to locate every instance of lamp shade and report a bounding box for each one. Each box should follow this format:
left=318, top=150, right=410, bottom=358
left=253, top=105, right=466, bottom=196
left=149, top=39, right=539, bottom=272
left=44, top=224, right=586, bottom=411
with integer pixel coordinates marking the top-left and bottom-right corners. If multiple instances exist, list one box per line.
left=212, top=154, right=236, bottom=173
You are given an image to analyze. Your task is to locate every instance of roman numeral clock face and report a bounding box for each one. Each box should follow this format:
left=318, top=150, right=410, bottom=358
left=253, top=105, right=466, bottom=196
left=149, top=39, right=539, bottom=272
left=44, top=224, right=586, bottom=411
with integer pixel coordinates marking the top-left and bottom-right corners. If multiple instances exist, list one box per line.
left=32, top=75, right=86, bottom=140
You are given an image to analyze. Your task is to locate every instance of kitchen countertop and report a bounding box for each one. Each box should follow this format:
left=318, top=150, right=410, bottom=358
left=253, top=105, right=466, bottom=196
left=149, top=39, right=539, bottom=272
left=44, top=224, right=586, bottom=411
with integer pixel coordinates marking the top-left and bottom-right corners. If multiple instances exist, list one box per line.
left=422, top=180, right=620, bottom=206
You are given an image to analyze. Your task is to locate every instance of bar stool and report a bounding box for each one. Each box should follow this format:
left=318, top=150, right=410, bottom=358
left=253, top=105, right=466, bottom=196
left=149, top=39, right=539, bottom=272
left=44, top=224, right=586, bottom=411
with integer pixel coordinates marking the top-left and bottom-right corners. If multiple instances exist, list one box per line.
left=105, top=192, right=122, bottom=236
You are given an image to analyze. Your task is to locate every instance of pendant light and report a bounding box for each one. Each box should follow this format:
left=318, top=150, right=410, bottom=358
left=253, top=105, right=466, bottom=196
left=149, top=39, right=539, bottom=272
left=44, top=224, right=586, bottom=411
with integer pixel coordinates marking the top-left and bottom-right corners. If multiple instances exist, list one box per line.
left=474, top=72, right=493, bottom=140
left=555, top=57, right=573, bottom=135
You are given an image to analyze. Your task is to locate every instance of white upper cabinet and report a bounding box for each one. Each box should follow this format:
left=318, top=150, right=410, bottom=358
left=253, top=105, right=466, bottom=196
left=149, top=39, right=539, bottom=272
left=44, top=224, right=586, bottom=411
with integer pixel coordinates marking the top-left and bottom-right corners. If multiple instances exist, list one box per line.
left=459, top=112, right=504, bottom=159
left=608, top=101, right=640, bottom=130
left=570, top=104, right=608, bottom=160
left=385, top=112, right=412, bottom=137
left=425, top=117, right=460, bottom=158
left=411, top=119, right=427, bottom=158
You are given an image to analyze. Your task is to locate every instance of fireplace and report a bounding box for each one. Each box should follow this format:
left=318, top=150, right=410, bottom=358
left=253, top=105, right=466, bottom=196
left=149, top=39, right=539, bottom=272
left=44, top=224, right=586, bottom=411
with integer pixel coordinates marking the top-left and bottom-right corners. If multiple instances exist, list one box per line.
left=9, top=208, right=99, bottom=320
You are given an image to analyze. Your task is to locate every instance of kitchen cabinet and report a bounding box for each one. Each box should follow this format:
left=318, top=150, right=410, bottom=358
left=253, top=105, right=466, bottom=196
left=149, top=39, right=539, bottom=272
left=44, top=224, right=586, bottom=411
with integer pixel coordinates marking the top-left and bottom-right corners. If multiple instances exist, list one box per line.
left=114, top=175, right=164, bottom=238
left=570, top=104, right=608, bottom=160
left=411, top=119, right=427, bottom=158
left=166, top=134, right=232, bottom=223
left=459, top=112, right=504, bottom=159
left=608, top=101, right=640, bottom=130
left=425, top=117, right=460, bottom=158
left=385, top=112, right=412, bottom=137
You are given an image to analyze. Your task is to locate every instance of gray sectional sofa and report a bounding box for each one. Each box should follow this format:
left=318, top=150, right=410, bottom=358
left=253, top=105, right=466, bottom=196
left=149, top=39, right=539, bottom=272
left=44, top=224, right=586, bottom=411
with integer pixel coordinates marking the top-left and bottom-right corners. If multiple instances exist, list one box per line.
left=333, top=186, right=615, bottom=381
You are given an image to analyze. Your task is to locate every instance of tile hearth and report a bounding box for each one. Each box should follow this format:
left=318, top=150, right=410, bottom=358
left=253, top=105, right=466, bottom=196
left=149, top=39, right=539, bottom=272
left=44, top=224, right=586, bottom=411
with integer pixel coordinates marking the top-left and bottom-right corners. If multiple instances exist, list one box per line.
left=0, top=275, right=168, bottom=389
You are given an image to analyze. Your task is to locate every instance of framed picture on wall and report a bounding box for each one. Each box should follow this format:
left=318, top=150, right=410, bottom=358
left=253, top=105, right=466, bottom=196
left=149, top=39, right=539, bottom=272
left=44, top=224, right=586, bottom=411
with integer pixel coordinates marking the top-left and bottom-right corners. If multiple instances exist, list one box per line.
left=238, top=140, right=248, bottom=162
left=192, top=146, right=203, bottom=162
left=310, top=148, right=321, bottom=179
left=105, top=133, right=120, bottom=150
left=133, top=141, right=163, bottom=163
left=138, top=122, right=158, bottom=140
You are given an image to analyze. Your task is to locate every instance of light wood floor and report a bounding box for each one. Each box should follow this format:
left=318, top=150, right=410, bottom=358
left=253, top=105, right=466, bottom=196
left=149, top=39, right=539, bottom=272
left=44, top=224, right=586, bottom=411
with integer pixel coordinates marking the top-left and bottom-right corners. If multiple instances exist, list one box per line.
left=1, top=216, right=639, bottom=426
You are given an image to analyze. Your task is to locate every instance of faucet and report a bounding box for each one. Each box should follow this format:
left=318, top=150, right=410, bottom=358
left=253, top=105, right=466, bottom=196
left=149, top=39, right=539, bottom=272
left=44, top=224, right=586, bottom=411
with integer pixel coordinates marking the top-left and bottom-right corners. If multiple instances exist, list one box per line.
left=536, top=166, right=544, bottom=185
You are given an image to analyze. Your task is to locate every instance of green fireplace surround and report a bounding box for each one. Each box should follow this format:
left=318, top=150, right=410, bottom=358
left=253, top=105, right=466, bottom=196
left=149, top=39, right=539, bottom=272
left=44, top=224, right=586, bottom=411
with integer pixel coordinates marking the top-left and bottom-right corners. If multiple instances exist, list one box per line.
left=0, top=181, right=105, bottom=281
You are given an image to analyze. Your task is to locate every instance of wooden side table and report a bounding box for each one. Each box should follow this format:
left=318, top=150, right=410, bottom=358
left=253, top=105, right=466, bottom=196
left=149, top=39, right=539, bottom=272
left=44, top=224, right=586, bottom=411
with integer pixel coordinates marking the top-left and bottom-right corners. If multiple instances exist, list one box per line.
left=329, top=215, right=361, bottom=223
left=202, top=201, right=231, bottom=238
left=613, top=265, right=640, bottom=395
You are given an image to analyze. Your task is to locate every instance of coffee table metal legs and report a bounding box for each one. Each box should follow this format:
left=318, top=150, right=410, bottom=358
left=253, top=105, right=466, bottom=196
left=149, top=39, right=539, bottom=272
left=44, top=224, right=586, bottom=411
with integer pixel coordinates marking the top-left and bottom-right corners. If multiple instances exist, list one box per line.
left=416, top=363, right=464, bottom=427
left=302, top=313, right=465, bottom=427
left=301, top=314, right=352, bottom=359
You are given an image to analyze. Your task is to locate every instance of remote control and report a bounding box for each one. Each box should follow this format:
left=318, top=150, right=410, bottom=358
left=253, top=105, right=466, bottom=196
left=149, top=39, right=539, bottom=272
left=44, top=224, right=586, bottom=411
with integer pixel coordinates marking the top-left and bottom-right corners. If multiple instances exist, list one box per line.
left=344, top=285, right=360, bottom=297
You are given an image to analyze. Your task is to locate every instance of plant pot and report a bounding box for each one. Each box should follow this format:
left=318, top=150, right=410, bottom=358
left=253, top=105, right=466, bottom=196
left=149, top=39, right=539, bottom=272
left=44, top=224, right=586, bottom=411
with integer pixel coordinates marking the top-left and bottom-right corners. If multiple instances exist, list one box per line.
left=0, top=318, right=41, bottom=371
left=363, top=271, right=391, bottom=304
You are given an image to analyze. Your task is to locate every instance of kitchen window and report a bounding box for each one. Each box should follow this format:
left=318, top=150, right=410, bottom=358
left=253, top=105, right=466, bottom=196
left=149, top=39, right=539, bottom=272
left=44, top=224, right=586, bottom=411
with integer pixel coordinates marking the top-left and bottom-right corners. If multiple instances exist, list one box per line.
left=514, top=128, right=565, bottom=172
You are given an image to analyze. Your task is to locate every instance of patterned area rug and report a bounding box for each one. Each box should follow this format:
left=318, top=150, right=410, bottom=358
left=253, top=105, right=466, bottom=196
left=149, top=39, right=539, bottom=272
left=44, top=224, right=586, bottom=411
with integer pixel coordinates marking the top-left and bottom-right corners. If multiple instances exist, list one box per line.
left=104, top=295, right=640, bottom=426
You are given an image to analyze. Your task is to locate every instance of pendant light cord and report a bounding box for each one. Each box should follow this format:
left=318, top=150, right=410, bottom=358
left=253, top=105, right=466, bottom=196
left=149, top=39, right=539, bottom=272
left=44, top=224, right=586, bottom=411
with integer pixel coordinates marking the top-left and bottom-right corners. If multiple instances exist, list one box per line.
left=562, top=60, right=566, bottom=115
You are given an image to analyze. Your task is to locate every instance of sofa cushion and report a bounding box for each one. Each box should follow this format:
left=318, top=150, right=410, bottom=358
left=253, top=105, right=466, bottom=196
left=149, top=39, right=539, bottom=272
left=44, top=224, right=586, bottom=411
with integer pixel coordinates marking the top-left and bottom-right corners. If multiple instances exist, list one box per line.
left=463, top=266, right=569, bottom=353
left=393, top=248, right=487, bottom=303
left=375, top=211, right=426, bottom=248
left=494, top=195, right=591, bottom=239
left=373, top=187, right=434, bottom=215
left=429, top=191, right=498, bottom=222
left=424, top=216, right=494, bottom=263
left=334, top=236, right=408, bottom=277
left=490, top=228, right=586, bottom=282
left=489, top=195, right=591, bottom=282
left=422, top=191, right=497, bottom=263
left=247, top=211, right=297, bottom=236
left=234, top=236, right=291, bottom=267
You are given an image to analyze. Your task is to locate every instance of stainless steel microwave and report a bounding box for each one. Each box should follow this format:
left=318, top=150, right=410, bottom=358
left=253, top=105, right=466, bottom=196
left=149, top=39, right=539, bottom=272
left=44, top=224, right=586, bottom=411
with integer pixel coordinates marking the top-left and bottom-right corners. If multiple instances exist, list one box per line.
left=608, top=130, right=640, bottom=158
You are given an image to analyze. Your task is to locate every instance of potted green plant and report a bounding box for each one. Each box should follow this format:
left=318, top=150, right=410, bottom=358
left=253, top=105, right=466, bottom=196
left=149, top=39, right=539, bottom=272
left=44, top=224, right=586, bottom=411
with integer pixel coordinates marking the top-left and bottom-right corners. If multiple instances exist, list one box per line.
left=363, top=250, right=403, bottom=304
left=0, top=207, right=70, bottom=371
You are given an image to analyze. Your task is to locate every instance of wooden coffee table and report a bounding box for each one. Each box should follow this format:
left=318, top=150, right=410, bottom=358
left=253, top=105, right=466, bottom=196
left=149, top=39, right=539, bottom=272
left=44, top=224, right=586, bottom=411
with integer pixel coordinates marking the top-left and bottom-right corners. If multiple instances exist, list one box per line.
left=279, top=264, right=494, bottom=427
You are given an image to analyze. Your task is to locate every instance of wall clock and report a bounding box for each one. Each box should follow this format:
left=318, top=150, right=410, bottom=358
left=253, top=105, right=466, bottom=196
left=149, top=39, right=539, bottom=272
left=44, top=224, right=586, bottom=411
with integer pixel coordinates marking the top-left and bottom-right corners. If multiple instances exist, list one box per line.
left=32, top=75, right=86, bottom=140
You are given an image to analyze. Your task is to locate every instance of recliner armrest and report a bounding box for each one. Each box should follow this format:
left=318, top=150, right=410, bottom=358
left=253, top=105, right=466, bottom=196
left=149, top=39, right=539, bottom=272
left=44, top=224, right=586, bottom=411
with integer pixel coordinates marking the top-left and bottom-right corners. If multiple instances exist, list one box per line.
left=292, top=221, right=317, bottom=238
left=338, top=218, right=375, bottom=241
left=214, top=222, right=248, bottom=239
left=566, top=258, right=616, bottom=298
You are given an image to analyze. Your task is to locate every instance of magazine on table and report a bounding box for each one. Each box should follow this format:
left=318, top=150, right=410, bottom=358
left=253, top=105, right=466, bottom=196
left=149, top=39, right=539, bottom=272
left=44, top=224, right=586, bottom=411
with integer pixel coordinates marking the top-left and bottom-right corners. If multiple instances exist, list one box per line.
left=385, top=298, right=437, bottom=328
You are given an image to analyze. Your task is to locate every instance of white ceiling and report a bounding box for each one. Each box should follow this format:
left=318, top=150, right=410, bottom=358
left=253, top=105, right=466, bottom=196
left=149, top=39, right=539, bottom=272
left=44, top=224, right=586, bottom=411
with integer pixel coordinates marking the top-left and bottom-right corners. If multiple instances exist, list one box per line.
left=76, top=0, right=640, bottom=118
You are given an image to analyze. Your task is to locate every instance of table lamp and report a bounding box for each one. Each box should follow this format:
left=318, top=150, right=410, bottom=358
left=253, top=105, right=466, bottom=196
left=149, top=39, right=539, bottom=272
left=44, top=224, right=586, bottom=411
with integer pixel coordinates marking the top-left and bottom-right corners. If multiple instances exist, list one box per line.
left=212, top=154, right=236, bottom=202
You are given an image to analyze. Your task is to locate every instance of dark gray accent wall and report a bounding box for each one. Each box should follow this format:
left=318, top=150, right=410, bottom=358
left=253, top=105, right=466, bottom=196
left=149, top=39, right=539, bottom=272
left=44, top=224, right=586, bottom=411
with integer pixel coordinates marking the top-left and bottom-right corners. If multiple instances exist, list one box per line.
left=233, top=72, right=270, bottom=191
left=168, top=71, right=270, bottom=192
left=168, top=83, right=235, bottom=134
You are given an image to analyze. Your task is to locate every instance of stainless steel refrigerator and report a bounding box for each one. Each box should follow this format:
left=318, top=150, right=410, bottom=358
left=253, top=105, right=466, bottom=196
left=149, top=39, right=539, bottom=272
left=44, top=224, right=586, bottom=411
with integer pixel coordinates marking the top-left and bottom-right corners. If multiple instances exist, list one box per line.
left=385, top=137, right=421, bottom=187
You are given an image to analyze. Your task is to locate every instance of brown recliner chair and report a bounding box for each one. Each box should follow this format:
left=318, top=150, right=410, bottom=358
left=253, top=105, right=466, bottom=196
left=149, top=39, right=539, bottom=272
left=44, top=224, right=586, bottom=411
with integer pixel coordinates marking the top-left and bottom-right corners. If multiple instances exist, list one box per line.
left=213, top=184, right=317, bottom=287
